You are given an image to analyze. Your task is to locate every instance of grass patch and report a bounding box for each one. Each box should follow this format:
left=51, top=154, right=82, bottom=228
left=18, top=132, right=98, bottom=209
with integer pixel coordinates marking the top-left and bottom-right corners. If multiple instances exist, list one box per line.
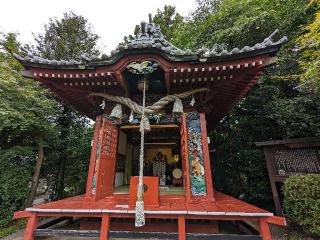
left=0, top=219, right=27, bottom=238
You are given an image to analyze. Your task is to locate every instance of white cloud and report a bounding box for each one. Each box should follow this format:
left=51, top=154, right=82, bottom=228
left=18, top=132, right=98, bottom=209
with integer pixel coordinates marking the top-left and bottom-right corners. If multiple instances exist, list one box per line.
left=0, top=0, right=196, bottom=53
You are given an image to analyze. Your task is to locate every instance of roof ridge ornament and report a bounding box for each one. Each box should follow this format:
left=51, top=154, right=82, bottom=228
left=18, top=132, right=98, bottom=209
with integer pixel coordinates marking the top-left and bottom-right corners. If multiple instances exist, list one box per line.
left=264, top=29, right=279, bottom=43
left=203, top=30, right=288, bottom=58
left=127, top=61, right=158, bottom=75
left=13, top=23, right=288, bottom=68
left=127, top=15, right=183, bottom=53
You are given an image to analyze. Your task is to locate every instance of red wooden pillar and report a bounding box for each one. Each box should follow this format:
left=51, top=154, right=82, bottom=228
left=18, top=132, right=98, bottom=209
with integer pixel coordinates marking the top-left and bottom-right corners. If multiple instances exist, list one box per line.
left=259, top=219, right=272, bottom=240
left=100, top=213, right=110, bottom=240
left=181, top=113, right=191, bottom=202
left=23, top=213, right=38, bottom=240
left=178, top=215, right=186, bottom=240
left=200, top=113, right=215, bottom=201
left=85, top=116, right=102, bottom=201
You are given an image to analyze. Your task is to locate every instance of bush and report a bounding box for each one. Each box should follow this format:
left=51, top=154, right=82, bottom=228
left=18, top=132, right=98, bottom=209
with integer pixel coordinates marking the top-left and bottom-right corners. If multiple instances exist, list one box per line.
left=0, top=147, right=34, bottom=227
left=283, top=174, right=320, bottom=237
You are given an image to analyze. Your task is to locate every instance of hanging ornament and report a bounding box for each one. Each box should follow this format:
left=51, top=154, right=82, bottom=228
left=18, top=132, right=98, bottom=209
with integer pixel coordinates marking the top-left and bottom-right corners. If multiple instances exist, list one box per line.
left=129, top=110, right=134, bottom=123
left=99, top=99, right=106, bottom=110
left=173, top=98, right=183, bottom=113
left=110, top=104, right=122, bottom=118
left=190, top=95, right=195, bottom=106
left=154, top=114, right=161, bottom=123
left=135, top=78, right=146, bottom=228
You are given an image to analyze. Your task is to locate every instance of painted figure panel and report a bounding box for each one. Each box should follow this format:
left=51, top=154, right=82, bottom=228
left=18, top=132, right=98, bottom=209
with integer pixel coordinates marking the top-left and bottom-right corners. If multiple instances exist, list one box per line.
left=186, top=112, right=207, bottom=196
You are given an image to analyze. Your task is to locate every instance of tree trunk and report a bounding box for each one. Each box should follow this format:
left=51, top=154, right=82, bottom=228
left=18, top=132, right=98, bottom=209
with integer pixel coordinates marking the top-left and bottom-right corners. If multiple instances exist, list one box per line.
left=25, top=141, right=44, bottom=208
left=55, top=155, right=67, bottom=199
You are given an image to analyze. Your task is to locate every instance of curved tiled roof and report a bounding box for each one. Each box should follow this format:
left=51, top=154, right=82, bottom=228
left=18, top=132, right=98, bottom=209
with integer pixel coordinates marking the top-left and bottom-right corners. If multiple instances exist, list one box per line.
left=14, top=16, right=288, bottom=69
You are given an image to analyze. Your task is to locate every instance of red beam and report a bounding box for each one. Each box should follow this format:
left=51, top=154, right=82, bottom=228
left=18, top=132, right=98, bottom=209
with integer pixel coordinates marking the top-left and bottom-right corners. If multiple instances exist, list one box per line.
left=266, top=216, right=286, bottom=226
left=13, top=211, right=32, bottom=219
left=24, top=213, right=38, bottom=240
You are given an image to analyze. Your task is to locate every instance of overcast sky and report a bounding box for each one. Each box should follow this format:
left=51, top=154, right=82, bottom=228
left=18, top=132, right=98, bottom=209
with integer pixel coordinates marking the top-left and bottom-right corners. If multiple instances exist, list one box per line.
left=0, top=0, right=197, bottom=53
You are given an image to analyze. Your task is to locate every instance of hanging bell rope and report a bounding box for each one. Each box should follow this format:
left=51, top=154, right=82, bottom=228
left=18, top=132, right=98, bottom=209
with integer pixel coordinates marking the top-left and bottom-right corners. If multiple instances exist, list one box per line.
left=90, top=87, right=209, bottom=115
left=135, top=79, right=147, bottom=227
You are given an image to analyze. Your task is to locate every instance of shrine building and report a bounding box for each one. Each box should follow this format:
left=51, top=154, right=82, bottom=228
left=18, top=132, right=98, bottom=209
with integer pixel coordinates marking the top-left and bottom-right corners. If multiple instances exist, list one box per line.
left=14, top=15, right=287, bottom=240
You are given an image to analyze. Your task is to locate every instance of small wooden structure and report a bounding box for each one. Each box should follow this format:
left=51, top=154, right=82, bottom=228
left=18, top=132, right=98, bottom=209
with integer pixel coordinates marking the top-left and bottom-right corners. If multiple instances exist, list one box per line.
left=256, top=137, right=320, bottom=216
left=14, top=16, right=287, bottom=240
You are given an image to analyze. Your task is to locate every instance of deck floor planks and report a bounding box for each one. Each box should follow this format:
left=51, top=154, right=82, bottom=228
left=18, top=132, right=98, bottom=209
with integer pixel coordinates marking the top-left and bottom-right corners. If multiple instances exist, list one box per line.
left=28, top=191, right=272, bottom=216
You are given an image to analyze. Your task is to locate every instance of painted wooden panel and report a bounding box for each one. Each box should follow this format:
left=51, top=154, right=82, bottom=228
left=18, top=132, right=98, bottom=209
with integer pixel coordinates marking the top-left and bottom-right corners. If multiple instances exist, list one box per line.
left=93, top=118, right=118, bottom=200
left=186, top=112, right=207, bottom=196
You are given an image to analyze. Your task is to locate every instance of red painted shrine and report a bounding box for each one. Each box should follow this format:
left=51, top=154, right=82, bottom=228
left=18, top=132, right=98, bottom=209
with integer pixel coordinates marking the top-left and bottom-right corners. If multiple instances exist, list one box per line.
left=14, top=16, right=287, bottom=240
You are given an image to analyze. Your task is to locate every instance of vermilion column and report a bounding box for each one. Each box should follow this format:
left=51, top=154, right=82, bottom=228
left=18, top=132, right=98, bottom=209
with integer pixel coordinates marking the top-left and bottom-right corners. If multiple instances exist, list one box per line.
left=180, top=113, right=191, bottom=202
left=84, top=116, right=102, bottom=201
left=200, top=113, right=215, bottom=201
left=23, top=213, right=38, bottom=240
left=100, top=213, right=110, bottom=240
left=259, top=219, right=272, bottom=240
left=178, top=215, right=186, bottom=240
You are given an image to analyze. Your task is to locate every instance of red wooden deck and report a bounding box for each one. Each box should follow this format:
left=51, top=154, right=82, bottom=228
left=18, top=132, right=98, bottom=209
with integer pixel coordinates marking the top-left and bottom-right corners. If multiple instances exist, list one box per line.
left=22, top=191, right=271, bottom=217
left=15, top=191, right=285, bottom=240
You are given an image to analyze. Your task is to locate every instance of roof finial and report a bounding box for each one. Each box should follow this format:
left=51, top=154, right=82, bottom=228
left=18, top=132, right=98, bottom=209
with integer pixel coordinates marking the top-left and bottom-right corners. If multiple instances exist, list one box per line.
left=264, top=29, right=279, bottom=42
left=141, top=21, right=146, bottom=34
left=148, top=13, right=152, bottom=23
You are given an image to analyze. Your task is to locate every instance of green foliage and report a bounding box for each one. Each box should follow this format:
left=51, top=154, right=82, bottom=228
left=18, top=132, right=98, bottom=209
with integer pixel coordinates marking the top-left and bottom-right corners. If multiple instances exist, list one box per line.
left=0, top=33, right=59, bottom=226
left=283, top=174, right=320, bottom=237
left=272, top=87, right=320, bottom=137
left=211, top=77, right=290, bottom=207
left=33, top=11, right=96, bottom=199
left=0, top=14, right=96, bottom=225
left=0, top=219, right=26, bottom=238
left=0, top=147, right=33, bottom=226
left=173, top=0, right=310, bottom=50
left=298, top=2, right=320, bottom=88
left=153, top=5, right=184, bottom=42
left=34, top=11, right=100, bottom=60
left=43, top=118, right=93, bottom=197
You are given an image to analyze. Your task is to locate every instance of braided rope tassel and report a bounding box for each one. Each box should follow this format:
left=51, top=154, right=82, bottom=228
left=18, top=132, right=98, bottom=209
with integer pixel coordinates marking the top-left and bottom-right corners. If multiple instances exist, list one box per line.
left=135, top=79, right=146, bottom=227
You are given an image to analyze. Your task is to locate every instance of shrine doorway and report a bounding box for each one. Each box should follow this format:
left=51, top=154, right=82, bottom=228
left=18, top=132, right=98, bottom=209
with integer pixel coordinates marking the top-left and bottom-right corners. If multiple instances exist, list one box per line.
left=114, top=124, right=184, bottom=196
